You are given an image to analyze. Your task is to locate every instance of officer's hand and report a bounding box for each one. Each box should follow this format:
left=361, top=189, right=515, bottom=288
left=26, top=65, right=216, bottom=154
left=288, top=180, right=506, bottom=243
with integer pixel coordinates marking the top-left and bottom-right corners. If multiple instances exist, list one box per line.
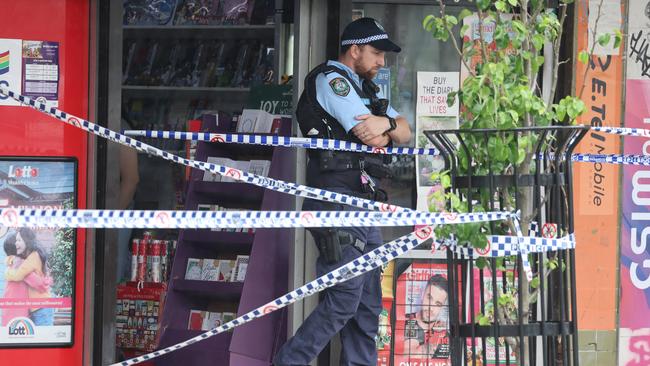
left=364, top=134, right=390, bottom=147
left=352, top=114, right=390, bottom=142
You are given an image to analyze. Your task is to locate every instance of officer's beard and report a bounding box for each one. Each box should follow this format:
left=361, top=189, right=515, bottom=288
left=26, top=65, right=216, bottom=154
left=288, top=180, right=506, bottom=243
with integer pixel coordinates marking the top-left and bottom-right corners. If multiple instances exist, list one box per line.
left=354, top=60, right=379, bottom=80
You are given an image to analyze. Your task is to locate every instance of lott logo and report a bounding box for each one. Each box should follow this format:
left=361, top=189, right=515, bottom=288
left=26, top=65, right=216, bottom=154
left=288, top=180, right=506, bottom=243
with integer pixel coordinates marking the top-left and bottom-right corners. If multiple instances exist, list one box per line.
left=372, top=147, right=386, bottom=154
left=7, top=317, right=35, bottom=337
left=0, top=50, right=9, bottom=75
left=8, top=165, right=39, bottom=178
left=210, top=135, right=225, bottom=143
left=415, top=226, right=433, bottom=240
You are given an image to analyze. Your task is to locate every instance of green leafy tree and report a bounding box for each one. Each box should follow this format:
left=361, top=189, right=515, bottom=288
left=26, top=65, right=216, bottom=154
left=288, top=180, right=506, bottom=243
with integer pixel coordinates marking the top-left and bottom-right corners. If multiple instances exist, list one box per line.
left=422, top=0, right=620, bottom=363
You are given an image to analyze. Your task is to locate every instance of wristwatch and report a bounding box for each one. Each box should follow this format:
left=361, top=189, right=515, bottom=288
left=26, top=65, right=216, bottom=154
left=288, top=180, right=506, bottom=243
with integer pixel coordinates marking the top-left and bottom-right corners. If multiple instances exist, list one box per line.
left=384, top=116, right=397, bottom=134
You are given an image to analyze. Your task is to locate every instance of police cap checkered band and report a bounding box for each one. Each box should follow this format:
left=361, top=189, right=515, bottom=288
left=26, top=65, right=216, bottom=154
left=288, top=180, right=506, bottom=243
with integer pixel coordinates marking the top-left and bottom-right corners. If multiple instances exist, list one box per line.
left=340, top=17, right=401, bottom=52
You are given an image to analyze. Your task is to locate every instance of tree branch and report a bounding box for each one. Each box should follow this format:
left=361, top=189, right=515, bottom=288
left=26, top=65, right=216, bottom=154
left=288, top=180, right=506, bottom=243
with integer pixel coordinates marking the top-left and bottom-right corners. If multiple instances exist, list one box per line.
left=578, top=0, right=605, bottom=99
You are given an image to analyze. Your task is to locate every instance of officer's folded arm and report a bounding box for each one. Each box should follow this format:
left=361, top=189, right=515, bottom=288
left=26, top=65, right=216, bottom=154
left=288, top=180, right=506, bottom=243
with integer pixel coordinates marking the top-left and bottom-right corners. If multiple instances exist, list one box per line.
left=351, top=114, right=411, bottom=147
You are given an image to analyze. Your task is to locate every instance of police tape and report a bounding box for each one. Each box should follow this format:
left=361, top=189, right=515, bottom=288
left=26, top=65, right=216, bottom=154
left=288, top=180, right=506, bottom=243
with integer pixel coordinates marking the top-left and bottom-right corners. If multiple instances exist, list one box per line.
left=451, top=234, right=576, bottom=258
left=0, top=208, right=514, bottom=229
left=571, top=153, right=650, bottom=165
left=123, top=129, right=440, bottom=156
left=590, top=126, right=650, bottom=137
left=0, top=87, right=412, bottom=215
left=126, top=129, right=650, bottom=166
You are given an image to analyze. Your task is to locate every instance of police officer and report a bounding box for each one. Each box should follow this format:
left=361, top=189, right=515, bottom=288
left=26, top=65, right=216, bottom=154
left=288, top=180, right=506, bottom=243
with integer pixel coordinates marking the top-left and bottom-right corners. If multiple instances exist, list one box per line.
left=273, top=17, right=411, bottom=366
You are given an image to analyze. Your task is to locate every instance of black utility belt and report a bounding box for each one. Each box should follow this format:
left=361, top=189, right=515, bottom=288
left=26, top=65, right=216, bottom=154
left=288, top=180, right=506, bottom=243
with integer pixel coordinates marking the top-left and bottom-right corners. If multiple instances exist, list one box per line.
left=318, top=152, right=361, bottom=171
left=318, top=153, right=392, bottom=179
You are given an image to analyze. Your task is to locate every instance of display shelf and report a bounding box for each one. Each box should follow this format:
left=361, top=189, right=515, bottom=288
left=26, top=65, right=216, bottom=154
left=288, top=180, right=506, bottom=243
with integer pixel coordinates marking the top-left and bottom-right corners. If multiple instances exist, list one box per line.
left=172, top=279, right=244, bottom=301
left=124, top=25, right=276, bottom=40
left=157, top=116, right=294, bottom=366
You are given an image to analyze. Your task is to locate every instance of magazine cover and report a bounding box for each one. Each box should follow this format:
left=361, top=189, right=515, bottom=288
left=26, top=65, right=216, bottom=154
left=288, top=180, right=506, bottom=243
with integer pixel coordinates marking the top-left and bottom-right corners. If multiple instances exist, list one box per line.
left=0, top=158, right=76, bottom=346
left=394, top=261, right=454, bottom=366
left=466, top=268, right=518, bottom=365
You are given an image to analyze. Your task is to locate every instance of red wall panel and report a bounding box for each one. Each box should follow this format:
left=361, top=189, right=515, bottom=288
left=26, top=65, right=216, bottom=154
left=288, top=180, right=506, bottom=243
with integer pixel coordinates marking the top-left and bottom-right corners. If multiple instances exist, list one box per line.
left=0, top=1, right=90, bottom=365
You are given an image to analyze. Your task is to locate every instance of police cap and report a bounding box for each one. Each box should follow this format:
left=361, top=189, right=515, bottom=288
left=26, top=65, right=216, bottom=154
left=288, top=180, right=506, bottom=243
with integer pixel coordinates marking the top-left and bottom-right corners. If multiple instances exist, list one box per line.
left=340, top=17, right=401, bottom=53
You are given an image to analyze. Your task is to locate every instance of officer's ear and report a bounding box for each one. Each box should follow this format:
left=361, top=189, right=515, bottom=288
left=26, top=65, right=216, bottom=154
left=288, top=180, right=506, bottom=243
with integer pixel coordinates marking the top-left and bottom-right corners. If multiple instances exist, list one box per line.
left=349, top=44, right=364, bottom=60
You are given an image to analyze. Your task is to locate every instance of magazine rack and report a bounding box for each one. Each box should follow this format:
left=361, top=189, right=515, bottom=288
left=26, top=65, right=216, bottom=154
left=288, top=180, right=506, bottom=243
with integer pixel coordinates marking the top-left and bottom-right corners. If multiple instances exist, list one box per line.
left=156, top=113, right=294, bottom=365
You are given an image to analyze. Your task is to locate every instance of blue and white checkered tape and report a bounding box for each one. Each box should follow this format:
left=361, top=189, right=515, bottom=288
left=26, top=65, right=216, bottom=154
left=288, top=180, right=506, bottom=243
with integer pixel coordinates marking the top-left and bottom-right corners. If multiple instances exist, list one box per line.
left=452, top=234, right=576, bottom=258
left=0, top=208, right=515, bottom=229
left=590, top=126, right=650, bottom=138
left=123, top=130, right=440, bottom=156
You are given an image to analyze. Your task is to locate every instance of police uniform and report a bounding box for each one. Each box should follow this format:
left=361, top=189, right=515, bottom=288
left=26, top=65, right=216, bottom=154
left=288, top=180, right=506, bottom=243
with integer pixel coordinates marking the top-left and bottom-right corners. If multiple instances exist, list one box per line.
left=274, top=18, right=402, bottom=366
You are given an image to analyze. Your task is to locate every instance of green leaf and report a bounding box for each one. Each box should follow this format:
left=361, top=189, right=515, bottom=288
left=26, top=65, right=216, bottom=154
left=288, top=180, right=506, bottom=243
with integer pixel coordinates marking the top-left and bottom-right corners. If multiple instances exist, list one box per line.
left=532, top=34, right=545, bottom=51
left=447, top=91, right=457, bottom=107
left=507, top=0, right=518, bottom=6
left=578, top=50, right=589, bottom=64
left=517, top=147, right=526, bottom=165
left=614, top=29, right=623, bottom=49
left=458, top=8, right=473, bottom=21
left=530, top=277, right=540, bottom=289
left=477, top=0, right=491, bottom=11
left=460, top=24, right=470, bottom=37
left=440, top=174, right=452, bottom=188
left=478, top=314, right=490, bottom=326
left=423, top=15, right=436, bottom=31
left=495, top=0, right=508, bottom=12
left=445, top=15, right=459, bottom=26
left=476, top=257, right=488, bottom=269
left=597, top=33, right=612, bottom=47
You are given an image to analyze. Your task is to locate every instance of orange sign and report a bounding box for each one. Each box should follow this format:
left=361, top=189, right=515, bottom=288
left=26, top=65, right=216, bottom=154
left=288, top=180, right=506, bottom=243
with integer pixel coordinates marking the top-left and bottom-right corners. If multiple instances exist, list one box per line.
left=572, top=0, right=624, bottom=330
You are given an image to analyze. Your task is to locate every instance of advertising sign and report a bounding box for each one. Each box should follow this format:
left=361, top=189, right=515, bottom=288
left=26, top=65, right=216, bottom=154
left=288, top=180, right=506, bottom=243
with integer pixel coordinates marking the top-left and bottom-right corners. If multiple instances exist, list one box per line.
left=0, top=158, right=76, bottom=347
left=572, top=0, right=623, bottom=330
left=415, top=72, right=459, bottom=212
left=393, top=261, right=453, bottom=366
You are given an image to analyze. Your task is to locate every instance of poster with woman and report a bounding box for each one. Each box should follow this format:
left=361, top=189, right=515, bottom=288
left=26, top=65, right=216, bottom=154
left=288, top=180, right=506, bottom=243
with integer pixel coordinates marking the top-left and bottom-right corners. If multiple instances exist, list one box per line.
left=0, top=158, right=76, bottom=346
left=394, top=261, right=455, bottom=366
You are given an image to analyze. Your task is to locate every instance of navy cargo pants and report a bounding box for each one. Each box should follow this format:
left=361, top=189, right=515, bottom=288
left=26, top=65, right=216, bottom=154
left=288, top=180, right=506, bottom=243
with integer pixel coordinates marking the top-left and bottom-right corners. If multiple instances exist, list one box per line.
left=274, top=193, right=383, bottom=366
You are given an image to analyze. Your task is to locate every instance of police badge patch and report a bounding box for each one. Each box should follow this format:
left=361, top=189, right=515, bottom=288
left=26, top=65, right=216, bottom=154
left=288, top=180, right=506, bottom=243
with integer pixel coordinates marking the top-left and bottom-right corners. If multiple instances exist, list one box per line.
left=329, top=77, right=350, bottom=96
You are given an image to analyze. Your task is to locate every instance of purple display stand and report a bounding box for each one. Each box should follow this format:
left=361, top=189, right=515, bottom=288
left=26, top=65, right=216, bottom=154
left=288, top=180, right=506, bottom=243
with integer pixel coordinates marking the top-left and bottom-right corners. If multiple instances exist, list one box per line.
left=156, top=114, right=294, bottom=365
